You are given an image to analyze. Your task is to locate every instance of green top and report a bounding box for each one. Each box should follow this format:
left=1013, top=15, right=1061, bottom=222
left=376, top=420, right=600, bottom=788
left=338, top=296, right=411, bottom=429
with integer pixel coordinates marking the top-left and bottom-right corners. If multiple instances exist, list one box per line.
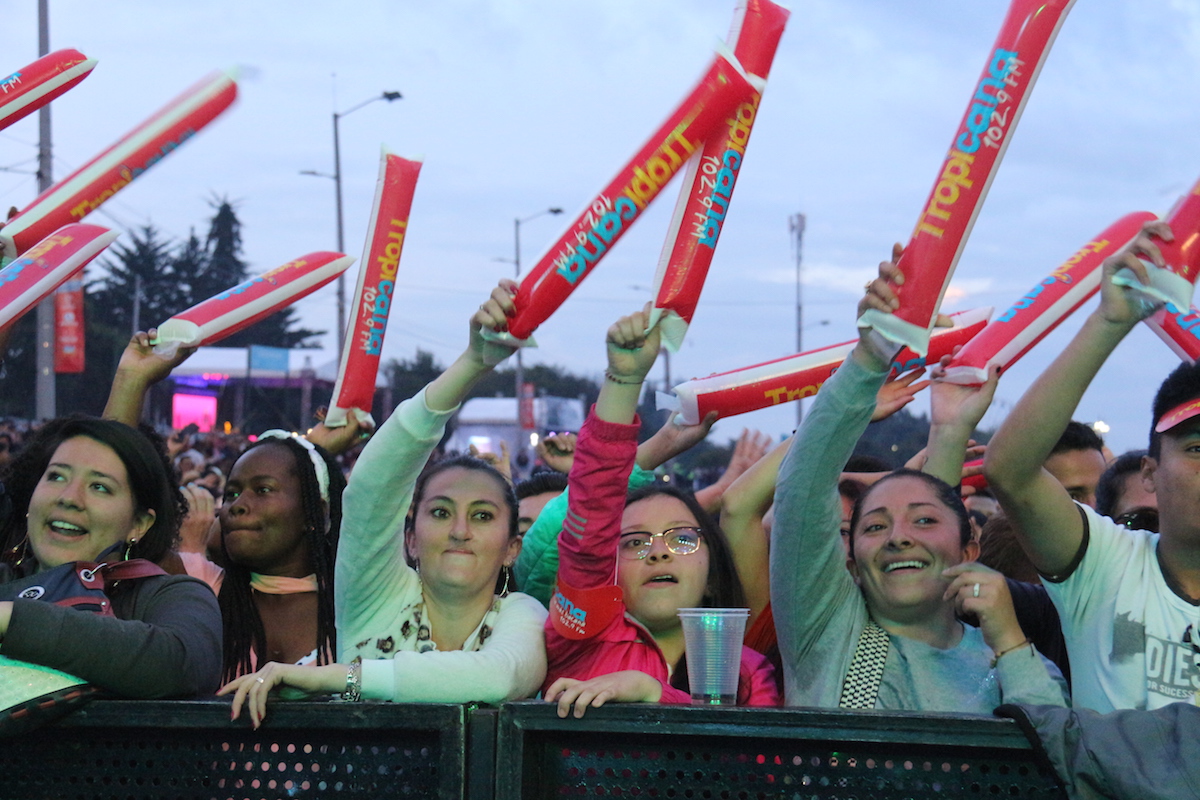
left=514, top=464, right=658, bottom=607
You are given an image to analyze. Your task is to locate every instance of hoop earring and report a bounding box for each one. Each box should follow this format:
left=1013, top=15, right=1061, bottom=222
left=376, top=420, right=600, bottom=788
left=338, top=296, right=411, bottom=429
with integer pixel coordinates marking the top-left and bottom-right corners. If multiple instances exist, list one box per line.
left=500, top=564, right=512, bottom=598
left=123, top=537, right=138, bottom=561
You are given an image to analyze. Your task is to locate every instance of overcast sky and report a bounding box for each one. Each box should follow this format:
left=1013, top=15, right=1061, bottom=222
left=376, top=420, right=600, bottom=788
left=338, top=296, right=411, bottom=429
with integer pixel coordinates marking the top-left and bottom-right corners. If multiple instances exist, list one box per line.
left=4, top=0, right=1200, bottom=452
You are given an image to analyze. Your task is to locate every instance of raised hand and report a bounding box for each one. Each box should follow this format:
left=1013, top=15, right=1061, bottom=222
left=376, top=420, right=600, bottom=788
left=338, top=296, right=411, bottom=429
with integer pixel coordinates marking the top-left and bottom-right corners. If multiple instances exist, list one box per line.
left=469, top=278, right=521, bottom=366
left=537, top=432, right=577, bottom=474
left=605, top=304, right=661, bottom=385
left=470, top=439, right=513, bottom=483
left=1099, top=219, right=1174, bottom=326
left=858, top=242, right=904, bottom=320
left=306, top=410, right=372, bottom=456
left=872, top=368, right=930, bottom=422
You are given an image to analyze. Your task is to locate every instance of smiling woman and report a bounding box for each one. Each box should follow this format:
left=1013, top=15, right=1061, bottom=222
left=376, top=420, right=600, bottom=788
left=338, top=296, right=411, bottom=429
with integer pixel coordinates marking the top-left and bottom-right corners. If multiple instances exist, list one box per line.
left=770, top=248, right=1068, bottom=712
left=0, top=416, right=221, bottom=698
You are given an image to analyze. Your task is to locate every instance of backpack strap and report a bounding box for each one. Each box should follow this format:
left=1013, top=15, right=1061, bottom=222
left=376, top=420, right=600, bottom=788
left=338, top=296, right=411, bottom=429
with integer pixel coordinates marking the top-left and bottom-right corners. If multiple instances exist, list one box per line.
left=838, top=617, right=890, bottom=710
left=98, top=558, right=168, bottom=586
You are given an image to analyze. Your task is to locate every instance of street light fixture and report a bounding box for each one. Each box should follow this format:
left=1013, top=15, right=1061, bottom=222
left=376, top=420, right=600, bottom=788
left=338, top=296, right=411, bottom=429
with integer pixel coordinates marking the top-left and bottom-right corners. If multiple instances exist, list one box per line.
left=301, top=90, right=402, bottom=362
left=507, top=207, right=562, bottom=478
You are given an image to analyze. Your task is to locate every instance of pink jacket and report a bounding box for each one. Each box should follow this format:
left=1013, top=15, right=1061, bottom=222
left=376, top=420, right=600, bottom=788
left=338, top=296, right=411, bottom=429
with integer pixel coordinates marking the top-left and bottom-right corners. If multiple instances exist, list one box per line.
left=543, top=410, right=779, bottom=706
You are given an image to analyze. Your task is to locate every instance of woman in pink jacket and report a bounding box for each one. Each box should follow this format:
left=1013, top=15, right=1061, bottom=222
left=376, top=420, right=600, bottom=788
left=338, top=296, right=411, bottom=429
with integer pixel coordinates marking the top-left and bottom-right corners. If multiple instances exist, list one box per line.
left=544, top=308, right=779, bottom=717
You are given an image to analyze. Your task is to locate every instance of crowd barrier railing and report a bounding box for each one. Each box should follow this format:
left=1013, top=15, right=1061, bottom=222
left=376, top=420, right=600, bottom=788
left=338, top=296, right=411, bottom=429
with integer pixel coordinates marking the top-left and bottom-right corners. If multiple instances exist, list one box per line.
left=0, top=699, right=1065, bottom=800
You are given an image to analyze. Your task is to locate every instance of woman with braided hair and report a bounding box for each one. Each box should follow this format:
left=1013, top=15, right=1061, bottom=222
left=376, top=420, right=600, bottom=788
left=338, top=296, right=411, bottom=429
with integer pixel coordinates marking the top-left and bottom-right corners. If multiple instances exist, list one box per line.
left=101, top=331, right=360, bottom=683
left=217, top=431, right=347, bottom=681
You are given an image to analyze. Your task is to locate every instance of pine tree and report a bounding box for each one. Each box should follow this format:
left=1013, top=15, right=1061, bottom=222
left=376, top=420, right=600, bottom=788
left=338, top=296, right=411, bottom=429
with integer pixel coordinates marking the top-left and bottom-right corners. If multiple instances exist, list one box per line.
left=89, top=225, right=186, bottom=333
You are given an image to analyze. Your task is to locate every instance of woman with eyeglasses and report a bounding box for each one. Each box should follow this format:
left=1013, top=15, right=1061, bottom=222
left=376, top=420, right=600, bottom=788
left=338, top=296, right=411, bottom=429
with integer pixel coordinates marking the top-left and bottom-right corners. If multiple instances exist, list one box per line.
left=543, top=308, right=779, bottom=718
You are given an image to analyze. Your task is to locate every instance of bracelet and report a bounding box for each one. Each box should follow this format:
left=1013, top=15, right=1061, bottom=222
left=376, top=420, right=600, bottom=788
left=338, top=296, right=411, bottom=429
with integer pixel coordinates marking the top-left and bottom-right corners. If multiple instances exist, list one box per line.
left=342, top=656, right=362, bottom=702
left=604, top=370, right=643, bottom=386
left=990, top=638, right=1032, bottom=668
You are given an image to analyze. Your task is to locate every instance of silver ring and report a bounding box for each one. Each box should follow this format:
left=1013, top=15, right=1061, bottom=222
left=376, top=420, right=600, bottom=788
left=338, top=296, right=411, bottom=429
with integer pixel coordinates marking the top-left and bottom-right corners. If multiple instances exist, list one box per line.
left=972, top=583, right=980, bottom=598
left=256, top=677, right=265, bottom=684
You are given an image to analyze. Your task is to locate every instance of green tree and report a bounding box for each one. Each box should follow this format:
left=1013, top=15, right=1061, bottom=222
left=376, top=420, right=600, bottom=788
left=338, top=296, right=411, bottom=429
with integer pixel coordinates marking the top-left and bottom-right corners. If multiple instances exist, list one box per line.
left=385, top=349, right=445, bottom=405
left=89, top=225, right=184, bottom=334
left=467, top=363, right=601, bottom=408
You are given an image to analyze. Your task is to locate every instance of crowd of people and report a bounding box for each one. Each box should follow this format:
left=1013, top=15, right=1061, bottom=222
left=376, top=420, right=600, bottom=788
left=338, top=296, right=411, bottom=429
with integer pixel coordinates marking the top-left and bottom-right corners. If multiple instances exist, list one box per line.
left=1, top=222, right=1195, bottom=748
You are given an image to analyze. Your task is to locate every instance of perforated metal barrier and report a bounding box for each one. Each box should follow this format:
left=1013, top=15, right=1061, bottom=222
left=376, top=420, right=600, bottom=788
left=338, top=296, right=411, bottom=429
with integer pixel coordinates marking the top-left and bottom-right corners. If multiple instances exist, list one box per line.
left=0, top=700, right=467, bottom=800
left=0, top=700, right=1063, bottom=800
left=495, top=702, right=1065, bottom=800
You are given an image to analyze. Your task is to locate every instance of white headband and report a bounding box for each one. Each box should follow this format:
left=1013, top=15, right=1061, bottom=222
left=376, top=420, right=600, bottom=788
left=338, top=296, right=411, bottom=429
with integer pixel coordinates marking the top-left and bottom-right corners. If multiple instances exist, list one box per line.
left=257, top=429, right=330, bottom=503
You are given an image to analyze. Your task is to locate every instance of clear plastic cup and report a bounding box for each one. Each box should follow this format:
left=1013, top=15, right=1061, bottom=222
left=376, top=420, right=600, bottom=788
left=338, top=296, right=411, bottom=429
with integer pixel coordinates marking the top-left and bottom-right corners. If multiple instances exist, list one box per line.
left=677, top=607, right=750, bottom=705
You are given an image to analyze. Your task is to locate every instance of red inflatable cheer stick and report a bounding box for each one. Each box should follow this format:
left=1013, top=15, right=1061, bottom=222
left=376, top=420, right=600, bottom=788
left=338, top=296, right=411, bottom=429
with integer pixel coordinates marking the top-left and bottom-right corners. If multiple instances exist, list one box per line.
left=857, top=0, right=1076, bottom=355
left=659, top=308, right=990, bottom=425
left=1146, top=302, right=1200, bottom=363
left=649, top=0, right=789, bottom=351
left=505, top=48, right=758, bottom=342
left=153, top=252, right=352, bottom=349
left=0, top=69, right=237, bottom=260
left=941, top=211, right=1155, bottom=385
left=326, top=151, right=423, bottom=429
left=0, top=223, right=116, bottom=331
left=0, top=49, right=96, bottom=132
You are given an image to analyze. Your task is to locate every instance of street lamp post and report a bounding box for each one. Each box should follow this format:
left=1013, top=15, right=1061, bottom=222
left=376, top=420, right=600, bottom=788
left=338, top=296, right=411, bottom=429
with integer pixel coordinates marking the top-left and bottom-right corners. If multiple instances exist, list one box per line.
left=510, top=207, right=562, bottom=477
left=301, top=90, right=402, bottom=362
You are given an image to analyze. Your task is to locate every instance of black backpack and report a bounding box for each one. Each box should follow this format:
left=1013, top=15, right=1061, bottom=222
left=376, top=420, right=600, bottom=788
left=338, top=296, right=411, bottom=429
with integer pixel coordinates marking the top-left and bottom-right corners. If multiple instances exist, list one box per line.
left=0, top=549, right=167, bottom=735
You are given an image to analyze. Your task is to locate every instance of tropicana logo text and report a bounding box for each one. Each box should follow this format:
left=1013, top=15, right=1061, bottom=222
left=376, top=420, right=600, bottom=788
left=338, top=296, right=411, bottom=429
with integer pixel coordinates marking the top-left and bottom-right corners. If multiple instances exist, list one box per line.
left=554, top=125, right=700, bottom=285
left=695, top=95, right=759, bottom=249
left=916, top=48, right=1023, bottom=240
left=358, top=219, right=406, bottom=356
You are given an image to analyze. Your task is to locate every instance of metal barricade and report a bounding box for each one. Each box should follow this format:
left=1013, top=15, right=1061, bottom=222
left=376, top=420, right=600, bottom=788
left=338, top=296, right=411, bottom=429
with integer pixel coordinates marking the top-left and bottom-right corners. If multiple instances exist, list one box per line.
left=495, top=701, right=1064, bottom=799
left=0, top=699, right=467, bottom=800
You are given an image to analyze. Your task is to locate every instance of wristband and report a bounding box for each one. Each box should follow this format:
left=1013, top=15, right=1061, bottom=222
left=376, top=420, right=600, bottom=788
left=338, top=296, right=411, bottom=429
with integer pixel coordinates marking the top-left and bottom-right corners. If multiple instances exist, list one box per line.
left=990, top=638, right=1032, bottom=668
left=604, top=370, right=644, bottom=386
left=341, top=656, right=362, bottom=702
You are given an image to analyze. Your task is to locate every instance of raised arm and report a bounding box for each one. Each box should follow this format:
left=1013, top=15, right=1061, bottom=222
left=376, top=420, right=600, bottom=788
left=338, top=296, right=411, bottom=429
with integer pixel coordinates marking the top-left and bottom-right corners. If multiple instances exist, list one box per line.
left=721, top=434, right=791, bottom=619
left=923, top=354, right=1000, bottom=487
left=336, top=281, right=518, bottom=654
left=103, top=330, right=196, bottom=425
left=693, top=429, right=771, bottom=515
left=555, top=308, right=662, bottom=594
left=771, top=249, right=904, bottom=667
left=984, top=222, right=1171, bottom=576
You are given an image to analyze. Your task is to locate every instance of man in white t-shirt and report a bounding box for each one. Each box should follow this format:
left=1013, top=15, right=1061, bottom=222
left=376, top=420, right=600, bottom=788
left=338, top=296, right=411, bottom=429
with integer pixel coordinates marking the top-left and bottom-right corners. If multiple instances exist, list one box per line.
left=986, top=220, right=1200, bottom=712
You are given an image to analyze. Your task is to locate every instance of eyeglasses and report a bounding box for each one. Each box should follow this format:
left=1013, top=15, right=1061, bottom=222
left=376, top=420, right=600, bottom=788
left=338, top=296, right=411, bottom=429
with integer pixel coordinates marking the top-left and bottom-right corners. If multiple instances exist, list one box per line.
left=1113, top=508, right=1159, bottom=532
left=618, top=527, right=703, bottom=560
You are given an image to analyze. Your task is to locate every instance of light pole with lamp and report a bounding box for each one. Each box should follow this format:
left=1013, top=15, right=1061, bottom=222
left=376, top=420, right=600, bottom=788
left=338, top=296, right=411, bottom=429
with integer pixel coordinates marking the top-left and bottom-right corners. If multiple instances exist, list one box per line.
left=502, top=207, right=562, bottom=478
left=301, top=90, right=402, bottom=362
